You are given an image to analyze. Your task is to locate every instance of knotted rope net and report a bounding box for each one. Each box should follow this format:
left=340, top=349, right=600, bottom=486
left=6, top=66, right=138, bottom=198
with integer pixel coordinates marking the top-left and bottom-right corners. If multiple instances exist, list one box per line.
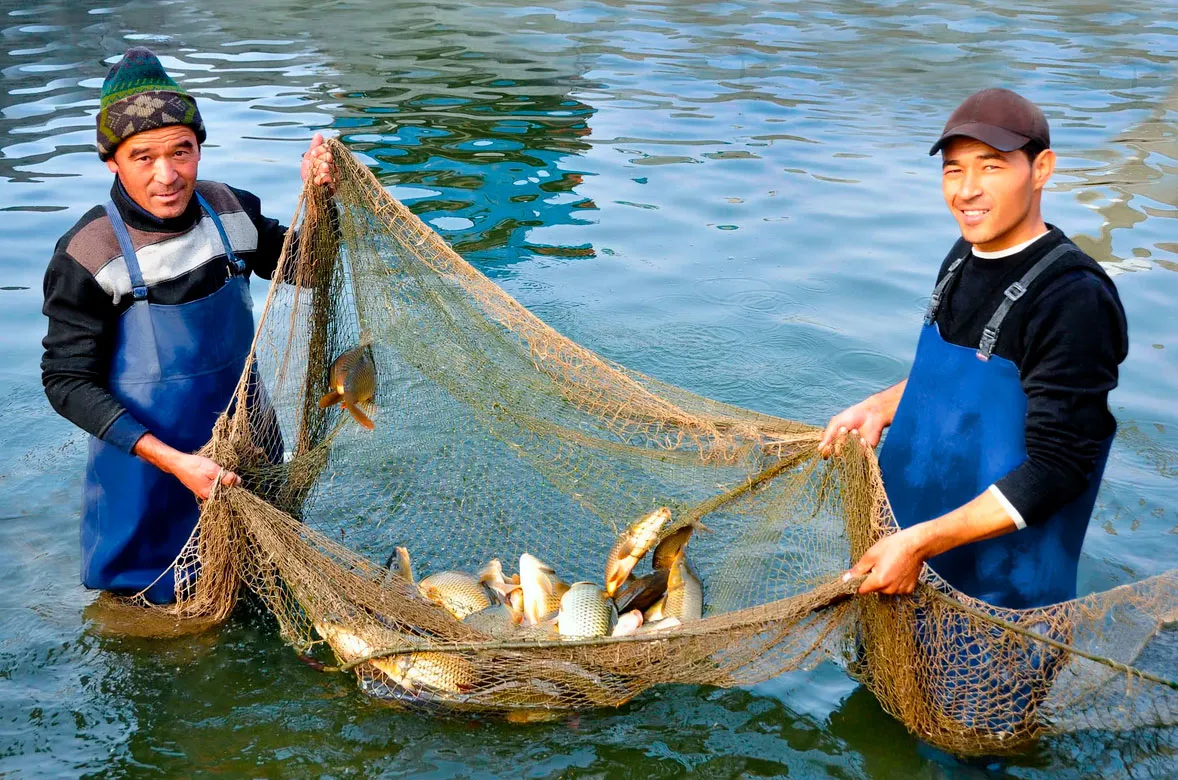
left=130, top=140, right=1175, bottom=756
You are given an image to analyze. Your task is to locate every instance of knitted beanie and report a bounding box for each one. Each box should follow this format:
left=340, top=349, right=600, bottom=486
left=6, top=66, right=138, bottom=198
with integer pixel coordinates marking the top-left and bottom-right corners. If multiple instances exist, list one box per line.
left=96, top=47, right=206, bottom=160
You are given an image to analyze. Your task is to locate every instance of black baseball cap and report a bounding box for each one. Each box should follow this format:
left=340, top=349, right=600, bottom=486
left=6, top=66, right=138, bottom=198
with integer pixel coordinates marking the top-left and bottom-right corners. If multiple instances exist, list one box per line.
left=929, top=88, right=1050, bottom=156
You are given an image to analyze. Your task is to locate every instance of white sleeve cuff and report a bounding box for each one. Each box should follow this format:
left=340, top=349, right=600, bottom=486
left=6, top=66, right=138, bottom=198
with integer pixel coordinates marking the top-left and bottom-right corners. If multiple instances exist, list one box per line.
left=988, top=484, right=1026, bottom=530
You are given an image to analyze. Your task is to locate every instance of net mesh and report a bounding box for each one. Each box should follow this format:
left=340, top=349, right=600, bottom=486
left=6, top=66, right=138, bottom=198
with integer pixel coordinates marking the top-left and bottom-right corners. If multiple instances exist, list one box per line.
left=120, top=140, right=1176, bottom=754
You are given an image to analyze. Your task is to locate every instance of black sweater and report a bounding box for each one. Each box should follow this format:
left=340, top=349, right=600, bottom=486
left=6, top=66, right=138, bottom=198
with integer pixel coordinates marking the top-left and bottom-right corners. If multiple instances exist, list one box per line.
left=41, top=178, right=288, bottom=452
left=932, top=226, right=1128, bottom=526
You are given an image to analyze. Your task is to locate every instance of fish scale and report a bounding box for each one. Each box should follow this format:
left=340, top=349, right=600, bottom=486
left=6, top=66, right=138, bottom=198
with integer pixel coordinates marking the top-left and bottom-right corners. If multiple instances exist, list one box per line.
left=558, top=582, right=617, bottom=638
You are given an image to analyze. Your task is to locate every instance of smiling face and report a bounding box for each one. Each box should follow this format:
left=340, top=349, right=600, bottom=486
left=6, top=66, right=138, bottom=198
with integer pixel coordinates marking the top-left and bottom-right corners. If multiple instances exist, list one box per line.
left=941, top=136, right=1055, bottom=253
left=105, top=125, right=200, bottom=220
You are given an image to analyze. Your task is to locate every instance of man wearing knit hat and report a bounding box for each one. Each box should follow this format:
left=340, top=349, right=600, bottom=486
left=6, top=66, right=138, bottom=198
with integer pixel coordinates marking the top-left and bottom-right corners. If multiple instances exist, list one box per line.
left=41, top=47, right=333, bottom=603
left=818, top=88, right=1128, bottom=729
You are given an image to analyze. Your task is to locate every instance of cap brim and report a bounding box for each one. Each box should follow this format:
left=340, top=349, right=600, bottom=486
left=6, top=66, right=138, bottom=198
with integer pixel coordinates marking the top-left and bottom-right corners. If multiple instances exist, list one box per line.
left=928, top=122, right=1031, bottom=156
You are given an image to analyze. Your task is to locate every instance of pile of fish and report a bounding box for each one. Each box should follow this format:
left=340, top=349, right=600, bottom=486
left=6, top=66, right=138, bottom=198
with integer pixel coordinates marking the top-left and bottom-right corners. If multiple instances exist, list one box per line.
left=312, top=507, right=703, bottom=686
left=383, top=507, right=703, bottom=641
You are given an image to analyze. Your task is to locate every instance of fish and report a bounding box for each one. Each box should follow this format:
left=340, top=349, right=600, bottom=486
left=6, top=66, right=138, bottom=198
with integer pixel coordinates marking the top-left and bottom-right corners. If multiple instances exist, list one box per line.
left=371, top=652, right=477, bottom=695
left=558, top=582, right=618, bottom=639
left=519, top=553, right=568, bottom=625
left=462, top=604, right=520, bottom=640
left=614, top=568, right=669, bottom=615
left=652, top=524, right=695, bottom=571
left=417, top=570, right=492, bottom=620
left=637, top=616, right=682, bottom=634
left=314, top=620, right=374, bottom=664
left=611, top=609, right=644, bottom=637
left=478, top=559, right=519, bottom=605
left=317, top=345, right=377, bottom=430
left=515, top=616, right=560, bottom=641
left=381, top=546, right=414, bottom=586
left=644, top=597, right=665, bottom=623
left=604, top=507, right=671, bottom=597
left=663, top=557, right=703, bottom=622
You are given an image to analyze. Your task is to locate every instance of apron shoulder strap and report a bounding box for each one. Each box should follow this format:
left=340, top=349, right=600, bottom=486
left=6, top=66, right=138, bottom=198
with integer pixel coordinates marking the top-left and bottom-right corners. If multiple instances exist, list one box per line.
left=194, top=191, right=248, bottom=276
left=924, top=254, right=969, bottom=325
left=103, top=200, right=148, bottom=301
left=976, top=242, right=1080, bottom=361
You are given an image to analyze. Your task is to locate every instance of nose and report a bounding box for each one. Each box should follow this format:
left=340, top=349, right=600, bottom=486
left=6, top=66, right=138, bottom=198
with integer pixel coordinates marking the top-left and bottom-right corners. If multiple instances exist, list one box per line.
left=959, top=166, right=983, bottom=201
left=152, top=156, right=179, bottom=187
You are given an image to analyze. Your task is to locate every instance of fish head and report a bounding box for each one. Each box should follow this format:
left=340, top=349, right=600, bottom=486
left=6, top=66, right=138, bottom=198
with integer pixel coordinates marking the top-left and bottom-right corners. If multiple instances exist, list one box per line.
left=393, top=547, right=414, bottom=584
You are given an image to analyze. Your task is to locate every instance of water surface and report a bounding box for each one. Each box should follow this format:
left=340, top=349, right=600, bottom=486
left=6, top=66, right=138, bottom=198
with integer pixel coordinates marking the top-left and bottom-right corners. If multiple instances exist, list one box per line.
left=2, top=0, right=1177, bottom=776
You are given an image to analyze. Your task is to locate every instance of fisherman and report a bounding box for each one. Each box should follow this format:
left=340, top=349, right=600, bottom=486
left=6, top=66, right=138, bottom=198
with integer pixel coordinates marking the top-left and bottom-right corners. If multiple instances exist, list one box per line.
left=40, top=47, right=334, bottom=604
left=820, top=89, right=1128, bottom=726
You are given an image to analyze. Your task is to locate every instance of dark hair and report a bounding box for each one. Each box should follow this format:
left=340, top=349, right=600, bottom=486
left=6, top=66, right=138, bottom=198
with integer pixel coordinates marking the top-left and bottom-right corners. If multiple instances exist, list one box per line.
left=1021, top=139, right=1047, bottom=164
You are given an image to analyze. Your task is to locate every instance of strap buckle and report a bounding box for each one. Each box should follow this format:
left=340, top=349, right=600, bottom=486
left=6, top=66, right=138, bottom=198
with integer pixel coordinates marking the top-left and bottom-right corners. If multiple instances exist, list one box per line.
left=923, top=293, right=941, bottom=325
left=976, top=326, right=998, bottom=361
left=1004, top=281, right=1028, bottom=301
left=131, top=284, right=148, bottom=301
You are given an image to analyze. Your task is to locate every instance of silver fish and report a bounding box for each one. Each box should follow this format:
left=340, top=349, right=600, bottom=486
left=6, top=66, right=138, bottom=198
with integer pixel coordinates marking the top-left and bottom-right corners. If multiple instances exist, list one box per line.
left=317, top=345, right=377, bottom=429
left=637, top=616, right=682, bottom=634
left=611, top=609, right=644, bottom=637
left=462, top=604, right=519, bottom=640
left=371, top=652, right=477, bottom=695
left=604, top=507, right=671, bottom=596
left=314, top=620, right=374, bottom=664
left=519, top=553, right=568, bottom=625
left=558, top=581, right=617, bottom=639
left=417, top=570, right=492, bottom=620
left=664, top=557, right=703, bottom=622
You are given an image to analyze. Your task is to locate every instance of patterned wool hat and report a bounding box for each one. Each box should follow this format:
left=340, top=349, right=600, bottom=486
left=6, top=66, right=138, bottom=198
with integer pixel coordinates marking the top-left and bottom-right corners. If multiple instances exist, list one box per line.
left=96, top=47, right=205, bottom=160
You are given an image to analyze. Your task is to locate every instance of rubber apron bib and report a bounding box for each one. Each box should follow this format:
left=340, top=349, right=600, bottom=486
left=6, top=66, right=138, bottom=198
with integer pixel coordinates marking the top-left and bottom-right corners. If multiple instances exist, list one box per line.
left=878, top=243, right=1113, bottom=609
left=81, top=193, right=254, bottom=604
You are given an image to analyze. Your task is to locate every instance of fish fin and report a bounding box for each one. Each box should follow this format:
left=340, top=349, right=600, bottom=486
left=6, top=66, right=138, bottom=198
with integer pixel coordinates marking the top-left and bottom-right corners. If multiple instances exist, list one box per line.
left=344, top=402, right=375, bottom=430
left=318, top=390, right=342, bottom=409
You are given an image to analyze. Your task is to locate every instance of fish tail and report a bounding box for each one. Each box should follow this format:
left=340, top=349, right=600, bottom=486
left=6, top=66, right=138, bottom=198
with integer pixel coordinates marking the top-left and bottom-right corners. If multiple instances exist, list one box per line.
left=345, top=402, right=375, bottom=430
left=318, top=390, right=342, bottom=409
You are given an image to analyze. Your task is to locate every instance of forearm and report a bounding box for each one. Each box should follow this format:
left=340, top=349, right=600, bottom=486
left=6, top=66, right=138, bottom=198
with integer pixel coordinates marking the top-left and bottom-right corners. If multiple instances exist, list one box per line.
left=911, top=489, right=1018, bottom=559
left=867, top=379, right=907, bottom=425
left=848, top=489, right=1018, bottom=594
left=132, top=433, right=185, bottom=474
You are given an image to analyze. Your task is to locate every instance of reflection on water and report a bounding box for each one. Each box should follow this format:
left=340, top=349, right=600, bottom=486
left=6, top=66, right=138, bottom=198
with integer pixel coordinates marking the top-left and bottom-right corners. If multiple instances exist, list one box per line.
left=2, top=0, right=1177, bottom=776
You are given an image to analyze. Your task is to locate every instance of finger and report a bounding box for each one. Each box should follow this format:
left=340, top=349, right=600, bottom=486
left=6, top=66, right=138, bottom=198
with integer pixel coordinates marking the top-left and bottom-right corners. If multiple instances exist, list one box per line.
left=221, top=470, right=240, bottom=486
left=819, top=424, right=847, bottom=456
left=857, top=571, right=884, bottom=595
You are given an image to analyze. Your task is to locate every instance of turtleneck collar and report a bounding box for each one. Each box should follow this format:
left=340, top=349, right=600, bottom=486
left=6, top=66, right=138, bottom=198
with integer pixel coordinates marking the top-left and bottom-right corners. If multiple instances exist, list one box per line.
left=110, top=176, right=202, bottom=233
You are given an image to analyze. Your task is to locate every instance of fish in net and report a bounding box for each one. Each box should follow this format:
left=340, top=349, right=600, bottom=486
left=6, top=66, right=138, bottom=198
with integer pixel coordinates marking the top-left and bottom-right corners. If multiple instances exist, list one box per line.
left=106, top=139, right=1177, bottom=756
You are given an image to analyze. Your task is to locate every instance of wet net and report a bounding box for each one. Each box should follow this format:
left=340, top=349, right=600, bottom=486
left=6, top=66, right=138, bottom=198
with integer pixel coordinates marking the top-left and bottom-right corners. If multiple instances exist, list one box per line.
left=132, top=140, right=1176, bottom=754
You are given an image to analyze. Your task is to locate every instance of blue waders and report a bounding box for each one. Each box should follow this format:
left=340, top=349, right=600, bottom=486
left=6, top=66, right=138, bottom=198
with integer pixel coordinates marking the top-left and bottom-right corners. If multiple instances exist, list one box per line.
left=877, top=243, right=1113, bottom=733
left=82, top=193, right=255, bottom=604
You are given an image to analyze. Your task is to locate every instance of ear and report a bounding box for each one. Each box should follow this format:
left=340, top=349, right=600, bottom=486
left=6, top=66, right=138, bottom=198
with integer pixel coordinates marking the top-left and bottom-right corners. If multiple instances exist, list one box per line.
left=1031, top=148, right=1056, bottom=191
left=105, top=157, right=119, bottom=175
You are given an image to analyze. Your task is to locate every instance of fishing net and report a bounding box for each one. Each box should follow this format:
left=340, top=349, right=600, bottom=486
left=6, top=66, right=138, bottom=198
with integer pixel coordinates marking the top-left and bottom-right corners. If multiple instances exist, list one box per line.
left=128, top=140, right=1175, bottom=755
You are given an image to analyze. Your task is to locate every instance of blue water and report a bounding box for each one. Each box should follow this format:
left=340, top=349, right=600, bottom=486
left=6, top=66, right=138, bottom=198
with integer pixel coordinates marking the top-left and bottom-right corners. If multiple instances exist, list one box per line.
left=2, top=0, right=1176, bottom=776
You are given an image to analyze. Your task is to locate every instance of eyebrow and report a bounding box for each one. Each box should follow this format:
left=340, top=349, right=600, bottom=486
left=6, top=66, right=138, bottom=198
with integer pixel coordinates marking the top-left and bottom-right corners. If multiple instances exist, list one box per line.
left=126, top=139, right=195, bottom=157
left=942, top=151, right=1007, bottom=167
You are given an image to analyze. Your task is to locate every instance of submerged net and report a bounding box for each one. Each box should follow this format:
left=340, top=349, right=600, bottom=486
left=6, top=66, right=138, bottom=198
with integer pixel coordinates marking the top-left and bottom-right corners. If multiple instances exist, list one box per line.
left=136, top=140, right=1174, bottom=755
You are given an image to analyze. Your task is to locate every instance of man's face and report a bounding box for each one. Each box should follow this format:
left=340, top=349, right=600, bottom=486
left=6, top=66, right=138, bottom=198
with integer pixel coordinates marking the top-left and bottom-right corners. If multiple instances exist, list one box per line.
left=941, top=137, right=1053, bottom=252
left=105, top=125, right=200, bottom=220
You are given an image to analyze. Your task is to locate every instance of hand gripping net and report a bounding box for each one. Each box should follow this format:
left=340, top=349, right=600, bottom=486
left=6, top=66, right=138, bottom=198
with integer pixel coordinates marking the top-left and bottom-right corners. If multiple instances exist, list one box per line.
left=134, top=140, right=1175, bottom=756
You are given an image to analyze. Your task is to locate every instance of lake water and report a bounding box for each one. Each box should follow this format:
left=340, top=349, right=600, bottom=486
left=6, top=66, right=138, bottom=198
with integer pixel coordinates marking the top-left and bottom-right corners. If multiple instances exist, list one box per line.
left=2, top=0, right=1176, bottom=776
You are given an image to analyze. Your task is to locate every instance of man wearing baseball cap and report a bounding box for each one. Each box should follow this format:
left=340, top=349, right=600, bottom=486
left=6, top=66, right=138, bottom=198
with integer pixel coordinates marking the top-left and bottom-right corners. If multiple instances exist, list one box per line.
left=819, top=88, right=1128, bottom=725
left=41, top=47, right=334, bottom=603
